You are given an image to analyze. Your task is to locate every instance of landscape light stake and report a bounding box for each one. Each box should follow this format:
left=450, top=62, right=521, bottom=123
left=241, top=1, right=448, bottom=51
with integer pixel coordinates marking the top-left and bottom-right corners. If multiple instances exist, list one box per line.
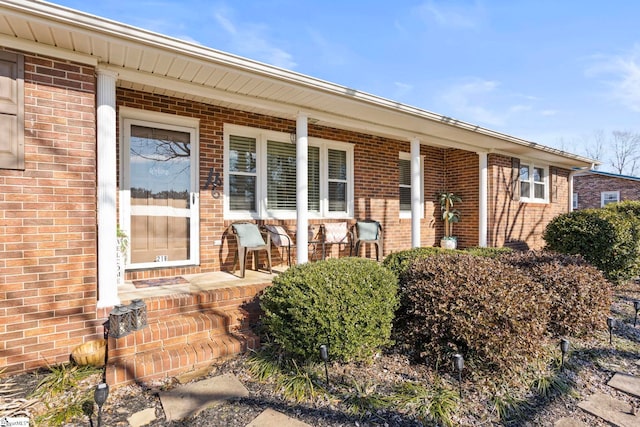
left=607, top=317, right=615, bottom=346
left=634, top=301, right=640, bottom=327
left=94, top=382, right=109, bottom=427
left=319, top=344, right=330, bottom=385
left=560, top=338, right=570, bottom=371
left=453, top=353, right=464, bottom=398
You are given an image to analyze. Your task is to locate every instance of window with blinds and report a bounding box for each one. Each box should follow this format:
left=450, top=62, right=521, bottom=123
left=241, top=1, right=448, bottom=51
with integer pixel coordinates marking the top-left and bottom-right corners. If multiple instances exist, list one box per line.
left=267, top=141, right=320, bottom=211
left=229, top=135, right=257, bottom=211
left=399, top=158, right=411, bottom=211
left=224, top=125, right=353, bottom=218
left=328, top=149, right=347, bottom=212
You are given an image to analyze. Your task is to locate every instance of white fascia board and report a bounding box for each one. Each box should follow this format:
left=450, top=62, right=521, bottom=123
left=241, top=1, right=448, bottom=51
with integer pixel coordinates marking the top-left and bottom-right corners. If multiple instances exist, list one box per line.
left=0, top=33, right=97, bottom=66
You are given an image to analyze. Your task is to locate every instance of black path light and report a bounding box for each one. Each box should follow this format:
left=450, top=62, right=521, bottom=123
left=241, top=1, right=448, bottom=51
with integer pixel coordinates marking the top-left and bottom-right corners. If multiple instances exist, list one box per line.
left=319, top=344, right=330, bottom=385
left=453, top=353, right=464, bottom=398
left=94, top=382, right=109, bottom=427
left=560, top=338, right=570, bottom=371
left=634, top=300, right=640, bottom=327
left=607, top=316, right=615, bottom=346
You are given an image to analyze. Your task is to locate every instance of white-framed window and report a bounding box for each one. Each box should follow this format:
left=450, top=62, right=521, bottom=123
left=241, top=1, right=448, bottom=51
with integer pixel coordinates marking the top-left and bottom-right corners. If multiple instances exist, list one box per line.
left=224, top=124, right=354, bottom=219
left=519, top=162, right=548, bottom=202
left=572, top=193, right=578, bottom=210
left=399, top=152, right=424, bottom=218
left=601, top=191, right=620, bottom=207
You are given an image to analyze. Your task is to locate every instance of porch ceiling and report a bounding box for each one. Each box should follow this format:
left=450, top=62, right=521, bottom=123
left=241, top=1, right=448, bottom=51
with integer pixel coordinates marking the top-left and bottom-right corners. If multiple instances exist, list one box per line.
left=1, top=0, right=597, bottom=169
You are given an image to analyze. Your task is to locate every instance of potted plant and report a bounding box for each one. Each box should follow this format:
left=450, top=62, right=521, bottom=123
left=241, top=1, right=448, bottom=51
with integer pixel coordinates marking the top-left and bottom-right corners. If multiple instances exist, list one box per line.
left=439, top=191, right=461, bottom=249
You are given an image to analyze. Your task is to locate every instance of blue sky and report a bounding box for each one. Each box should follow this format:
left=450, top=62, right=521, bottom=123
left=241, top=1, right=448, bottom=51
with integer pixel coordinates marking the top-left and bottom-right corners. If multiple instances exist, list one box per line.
left=51, top=0, right=640, bottom=171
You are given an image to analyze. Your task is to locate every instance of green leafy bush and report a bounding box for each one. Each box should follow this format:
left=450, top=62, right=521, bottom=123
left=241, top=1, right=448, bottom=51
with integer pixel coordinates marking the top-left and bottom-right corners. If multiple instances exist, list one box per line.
left=382, top=247, right=448, bottom=279
left=260, top=257, right=398, bottom=363
left=396, top=253, right=550, bottom=371
left=543, top=209, right=640, bottom=282
left=605, top=200, right=640, bottom=218
left=499, top=251, right=612, bottom=336
left=463, top=246, right=513, bottom=258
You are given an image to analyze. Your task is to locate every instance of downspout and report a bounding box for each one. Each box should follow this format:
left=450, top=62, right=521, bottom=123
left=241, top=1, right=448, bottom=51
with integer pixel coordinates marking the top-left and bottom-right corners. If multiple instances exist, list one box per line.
left=295, top=113, right=309, bottom=264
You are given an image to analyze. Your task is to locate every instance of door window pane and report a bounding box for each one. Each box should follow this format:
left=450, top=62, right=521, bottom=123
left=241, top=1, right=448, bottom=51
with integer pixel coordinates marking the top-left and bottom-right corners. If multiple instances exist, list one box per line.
left=129, top=125, right=192, bottom=263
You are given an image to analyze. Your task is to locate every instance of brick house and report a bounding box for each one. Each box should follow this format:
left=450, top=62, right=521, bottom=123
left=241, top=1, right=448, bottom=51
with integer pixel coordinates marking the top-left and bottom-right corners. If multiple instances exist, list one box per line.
left=0, top=1, right=597, bottom=385
left=573, top=170, right=640, bottom=209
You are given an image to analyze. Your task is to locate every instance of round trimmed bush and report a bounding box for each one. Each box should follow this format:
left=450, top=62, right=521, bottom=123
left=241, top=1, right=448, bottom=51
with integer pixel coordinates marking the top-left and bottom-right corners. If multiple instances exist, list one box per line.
left=260, top=257, right=398, bottom=363
left=499, top=250, right=612, bottom=337
left=396, top=253, right=550, bottom=371
left=543, top=209, right=640, bottom=282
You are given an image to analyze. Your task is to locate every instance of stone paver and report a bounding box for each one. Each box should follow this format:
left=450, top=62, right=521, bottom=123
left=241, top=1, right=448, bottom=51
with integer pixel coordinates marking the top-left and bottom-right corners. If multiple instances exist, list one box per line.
left=127, top=407, right=157, bottom=427
left=608, top=373, right=640, bottom=398
left=553, top=417, right=588, bottom=427
left=577, top=392, right=638, bottom=427
left=246, top=409, right=312, bottom=427
left=159, top=373, right=249, bottom=422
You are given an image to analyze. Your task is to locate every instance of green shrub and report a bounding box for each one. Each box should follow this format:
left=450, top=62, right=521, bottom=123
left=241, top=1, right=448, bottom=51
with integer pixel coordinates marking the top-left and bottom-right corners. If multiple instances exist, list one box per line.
left=543, top=209, right=640, bottom=282
left=605, top=200, right=640, bottom=219
left=382, top=247, right=449, bottom=279
left=396, top=253, right=550, bottom=371
left=260, top=257, right=398, bottom=363
left=463, top=246, right=513, bottom=258
left=499, top=251, right=612, bottom=336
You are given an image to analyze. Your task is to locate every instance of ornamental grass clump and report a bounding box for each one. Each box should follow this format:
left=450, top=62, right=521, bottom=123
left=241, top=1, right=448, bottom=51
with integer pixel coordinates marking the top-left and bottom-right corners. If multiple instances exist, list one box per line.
left=396, top=253, right=550, bottom=372
left=499, top=250, right=612, bottom=337
left=260, top=257, right=398, bottom=363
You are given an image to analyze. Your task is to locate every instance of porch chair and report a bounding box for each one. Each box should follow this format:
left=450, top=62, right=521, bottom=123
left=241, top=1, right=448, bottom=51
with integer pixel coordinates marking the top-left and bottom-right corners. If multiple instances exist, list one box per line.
left=263, top=224, right=296, bottom=266
left=321, top=221, right=353, bottom=258
left=353, top=220, right=383, bottom=261
left=230, top=222, right=272, bottom=278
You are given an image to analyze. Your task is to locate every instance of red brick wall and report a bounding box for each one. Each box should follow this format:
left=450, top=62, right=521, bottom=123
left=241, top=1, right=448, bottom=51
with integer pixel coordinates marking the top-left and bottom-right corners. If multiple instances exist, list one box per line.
left=574, top=174, right=640, bottom=209
left=488, top=154, right=570, bottom=249
left=0, top=51, right=101, bottom=374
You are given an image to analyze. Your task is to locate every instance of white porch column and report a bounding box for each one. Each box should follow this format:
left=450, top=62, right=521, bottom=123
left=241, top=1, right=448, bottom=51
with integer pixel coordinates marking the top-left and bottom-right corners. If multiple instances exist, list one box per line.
left=478, top=151, right=488, bottom=247
left=568, top=170, right=576, bottom=212
left=96, top=69, right=120, bottom=308
left=295, top=113, right=309, bottom=264
left=410, top=138, right=421, bottom=248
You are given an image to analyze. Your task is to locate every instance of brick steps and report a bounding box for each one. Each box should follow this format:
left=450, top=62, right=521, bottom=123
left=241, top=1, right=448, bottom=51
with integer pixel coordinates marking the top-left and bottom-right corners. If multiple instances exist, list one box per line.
left=105, top=283, right=268, bottom=386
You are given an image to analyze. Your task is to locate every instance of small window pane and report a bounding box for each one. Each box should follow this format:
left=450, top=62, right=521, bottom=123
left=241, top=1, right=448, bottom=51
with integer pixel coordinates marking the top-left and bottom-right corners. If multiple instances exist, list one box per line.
left=229, top=175, right=256, bottom=210
left=328, top=149, right=346, bottom=180
left=267, top=141, right=297, bottom=210
left=400, top=187, right=411, bottom=211
left=308, top=146, right=320, bottom=211
left=533, top=167, right=544, bottom=183
left=229, top=135, right=256, bottom=173
left=519, top=165, right=529, bottom=181
left=399, top=159, right=411, bottom=186
left=534, top=183, right=544, bottom=199
left=329, top=182, right=346, bottom=212
left=520, top=181, right=530, bottom=198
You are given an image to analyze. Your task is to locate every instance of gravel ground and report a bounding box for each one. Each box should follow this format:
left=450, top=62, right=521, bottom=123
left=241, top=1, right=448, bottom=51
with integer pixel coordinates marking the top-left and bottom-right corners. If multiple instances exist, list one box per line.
left=3, top=280, right=640, bottom=426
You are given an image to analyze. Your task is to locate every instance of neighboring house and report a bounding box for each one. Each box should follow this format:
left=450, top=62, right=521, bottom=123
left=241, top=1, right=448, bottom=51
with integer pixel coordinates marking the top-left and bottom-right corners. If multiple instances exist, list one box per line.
left=0, top=1, right=597, bottom=385
left=573, top=170, right=640, bottom=209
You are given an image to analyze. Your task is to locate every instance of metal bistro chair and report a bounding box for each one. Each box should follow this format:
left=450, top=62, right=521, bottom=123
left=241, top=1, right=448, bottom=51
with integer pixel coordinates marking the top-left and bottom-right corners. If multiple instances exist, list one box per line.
left=321, top=221, right=353, bottom=259
left=353, top=220, right=383, bottom=261
left=263, top=224, right=296, bottom=266
left=231, top=222, right=272, bottom=278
